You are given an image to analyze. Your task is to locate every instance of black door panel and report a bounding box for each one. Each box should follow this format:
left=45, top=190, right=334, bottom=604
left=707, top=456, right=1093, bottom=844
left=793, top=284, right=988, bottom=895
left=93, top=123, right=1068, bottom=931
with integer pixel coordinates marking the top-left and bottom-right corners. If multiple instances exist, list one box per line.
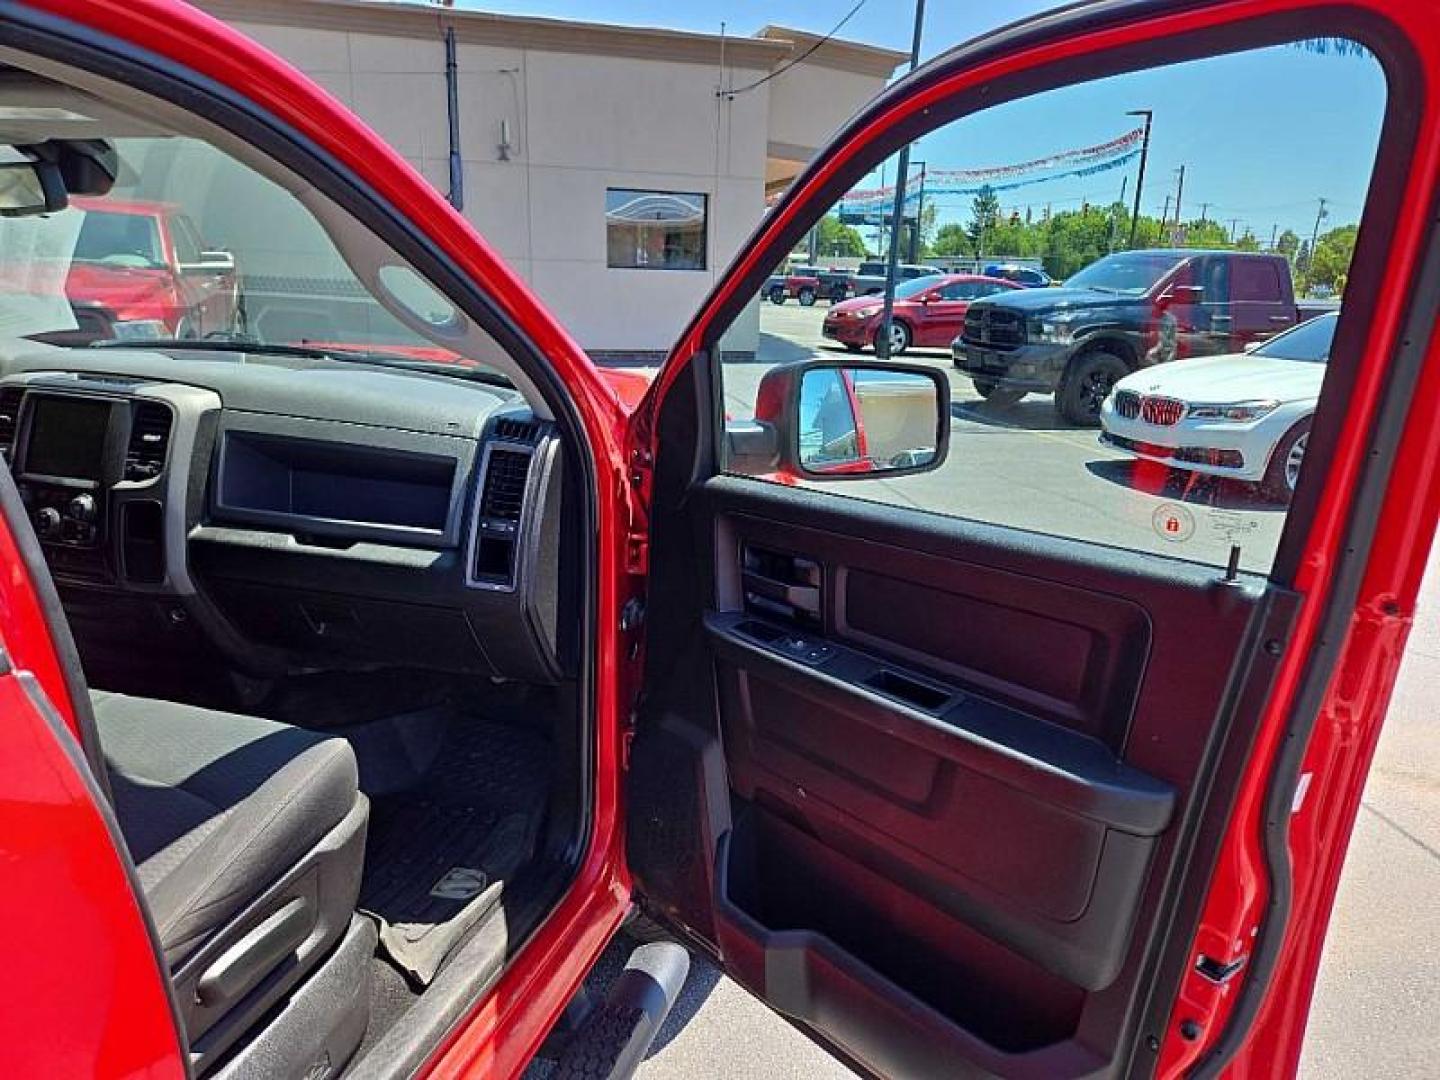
left=631, top=471, right=1299, bottom=1076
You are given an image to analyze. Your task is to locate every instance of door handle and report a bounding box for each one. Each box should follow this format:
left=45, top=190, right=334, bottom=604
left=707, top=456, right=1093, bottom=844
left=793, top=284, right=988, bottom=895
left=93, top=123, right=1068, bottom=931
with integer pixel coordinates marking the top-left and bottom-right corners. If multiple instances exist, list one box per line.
left=741, top=571, right=820, bottom=615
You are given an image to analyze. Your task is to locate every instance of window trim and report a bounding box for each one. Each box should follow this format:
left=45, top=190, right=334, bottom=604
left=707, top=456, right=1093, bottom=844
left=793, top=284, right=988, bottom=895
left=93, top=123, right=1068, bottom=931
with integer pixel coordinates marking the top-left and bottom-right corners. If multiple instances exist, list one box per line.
left=604, top=187, right=709, bottom=272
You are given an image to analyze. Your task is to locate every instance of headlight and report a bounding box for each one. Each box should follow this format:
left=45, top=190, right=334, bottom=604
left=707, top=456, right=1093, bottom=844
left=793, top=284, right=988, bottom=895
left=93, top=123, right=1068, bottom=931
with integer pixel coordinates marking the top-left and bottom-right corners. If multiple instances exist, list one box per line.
left=1031, top=314, right=1078, bottom=343
left=1186, top=399, right=1281, bottom=422
left=109, top=319, right=169, bottom=341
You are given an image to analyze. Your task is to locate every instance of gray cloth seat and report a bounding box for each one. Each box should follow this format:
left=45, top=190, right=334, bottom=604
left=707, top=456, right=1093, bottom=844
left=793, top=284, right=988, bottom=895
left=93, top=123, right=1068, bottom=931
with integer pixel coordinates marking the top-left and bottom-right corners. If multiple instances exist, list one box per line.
left=93, top=690, right=361, bottom=966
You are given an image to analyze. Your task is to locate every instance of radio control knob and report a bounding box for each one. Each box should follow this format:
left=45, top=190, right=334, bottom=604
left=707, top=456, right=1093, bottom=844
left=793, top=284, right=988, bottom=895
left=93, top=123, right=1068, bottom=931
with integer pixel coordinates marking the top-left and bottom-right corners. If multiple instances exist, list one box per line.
left=33, top=506, right=60, bottom=537
left=66, top=493, right=97, bottom=523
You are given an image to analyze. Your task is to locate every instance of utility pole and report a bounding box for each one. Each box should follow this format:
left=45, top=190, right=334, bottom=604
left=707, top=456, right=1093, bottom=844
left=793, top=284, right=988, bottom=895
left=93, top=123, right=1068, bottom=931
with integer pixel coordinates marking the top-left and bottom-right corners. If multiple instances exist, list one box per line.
left=1227, top=217, right=1241, bottom=243
left=1268, top=223, right=1278, bottom=251
left=1173, top=165, right=1185, bottom=229
left=878, top=0, right=925, bottom=361
left=1160, top=195, right=1171, bottom=230
left=1309, top=197, right=1329, bottom=261
left=1126, top=109, right=1153, bottom=248
left=1197, top=201, right=1210, bottom=225
left=908, top=161, right=928, bottom=264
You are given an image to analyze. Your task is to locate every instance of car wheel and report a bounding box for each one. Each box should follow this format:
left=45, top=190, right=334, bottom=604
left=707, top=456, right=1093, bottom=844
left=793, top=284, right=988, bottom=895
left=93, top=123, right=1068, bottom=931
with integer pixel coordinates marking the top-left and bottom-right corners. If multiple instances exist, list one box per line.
left=972, top=377, right=1026, bottom=407
left=768, top=286, right=786, bottom=305
left=798, top=287, right=817, bottom=306
left=1262, top=417, right=1311, bottom=504
left=830, top=286, right=849, bottom=303
left=874, top=319, right=911, bottom=356
left=1056, top=350, right=1128, bottom=426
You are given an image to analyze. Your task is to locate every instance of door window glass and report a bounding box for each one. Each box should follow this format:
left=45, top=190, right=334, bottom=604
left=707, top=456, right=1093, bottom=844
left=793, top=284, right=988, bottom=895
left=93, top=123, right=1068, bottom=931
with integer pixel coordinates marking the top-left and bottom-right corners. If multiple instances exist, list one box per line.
left=715, top=39, right=1387, bottom=574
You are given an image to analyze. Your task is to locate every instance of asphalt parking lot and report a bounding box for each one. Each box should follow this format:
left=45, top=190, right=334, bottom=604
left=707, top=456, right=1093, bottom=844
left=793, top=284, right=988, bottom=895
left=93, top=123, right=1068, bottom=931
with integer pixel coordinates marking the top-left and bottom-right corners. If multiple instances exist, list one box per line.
left=723, top=301, right=1290, bottom=574
left=592, top=299, right=1440, bottom=1078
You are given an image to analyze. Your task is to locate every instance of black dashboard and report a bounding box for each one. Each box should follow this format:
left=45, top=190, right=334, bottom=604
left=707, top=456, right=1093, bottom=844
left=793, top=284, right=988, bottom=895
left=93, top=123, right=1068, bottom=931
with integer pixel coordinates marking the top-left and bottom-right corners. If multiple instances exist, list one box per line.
left=0, top=346, right=568, bottom=685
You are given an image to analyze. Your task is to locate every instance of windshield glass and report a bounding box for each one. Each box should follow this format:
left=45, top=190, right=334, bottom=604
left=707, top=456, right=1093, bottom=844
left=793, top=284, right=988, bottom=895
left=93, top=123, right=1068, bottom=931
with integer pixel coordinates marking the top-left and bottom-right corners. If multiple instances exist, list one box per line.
left=1254, top=313, right=1337, bottom=362
left=0, top=135, right=506, bottom=380
left=893, top=275, right=942, bottom=299
left=1065, top=252, right=1183, bottom=295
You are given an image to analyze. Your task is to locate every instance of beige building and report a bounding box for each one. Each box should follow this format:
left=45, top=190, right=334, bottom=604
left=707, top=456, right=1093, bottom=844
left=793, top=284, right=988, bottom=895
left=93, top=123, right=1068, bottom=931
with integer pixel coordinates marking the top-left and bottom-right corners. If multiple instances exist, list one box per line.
left=190, top=0, right=903, bottom=356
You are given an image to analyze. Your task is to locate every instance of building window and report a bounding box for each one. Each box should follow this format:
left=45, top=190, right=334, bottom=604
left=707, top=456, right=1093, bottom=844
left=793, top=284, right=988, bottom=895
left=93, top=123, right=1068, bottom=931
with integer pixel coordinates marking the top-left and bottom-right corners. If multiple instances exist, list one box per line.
left=606, top=189, right=707, bottom=270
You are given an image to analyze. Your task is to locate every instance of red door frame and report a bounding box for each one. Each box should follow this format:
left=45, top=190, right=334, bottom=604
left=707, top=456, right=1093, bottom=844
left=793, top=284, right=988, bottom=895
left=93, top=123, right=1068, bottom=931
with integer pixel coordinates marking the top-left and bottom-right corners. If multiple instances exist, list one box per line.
left=631, top=1, right=1440, bottom=1074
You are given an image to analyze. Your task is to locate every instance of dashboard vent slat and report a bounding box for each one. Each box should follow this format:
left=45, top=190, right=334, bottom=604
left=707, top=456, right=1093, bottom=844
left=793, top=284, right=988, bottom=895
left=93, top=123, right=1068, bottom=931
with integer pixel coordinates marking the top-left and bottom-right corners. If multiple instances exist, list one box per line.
left=0, top=387, right=25, bottom=460
left=124, top=402, right=173, bottom=481
left=493, top=417, right=542, bottom=444
left=479, top=448, right=531, bottom=522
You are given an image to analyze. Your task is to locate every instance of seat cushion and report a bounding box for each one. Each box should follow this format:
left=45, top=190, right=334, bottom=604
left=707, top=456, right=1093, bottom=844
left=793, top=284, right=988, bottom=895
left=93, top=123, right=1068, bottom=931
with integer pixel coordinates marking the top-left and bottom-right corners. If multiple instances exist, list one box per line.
left=93, top=690, right=360, bottom=966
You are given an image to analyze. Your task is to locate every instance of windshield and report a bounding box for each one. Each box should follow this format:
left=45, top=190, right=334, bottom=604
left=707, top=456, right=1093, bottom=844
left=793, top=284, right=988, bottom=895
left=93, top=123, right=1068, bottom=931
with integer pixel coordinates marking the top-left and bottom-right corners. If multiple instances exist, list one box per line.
left=893, top=275, right=943, bottom=299
left=73, top=209, right=165, bottom=269
left=1065, top=252, right=1184, bottom=295
left=1253, top=313, right=1337, bottom=363
left=0, top=135, right=506, bottom=381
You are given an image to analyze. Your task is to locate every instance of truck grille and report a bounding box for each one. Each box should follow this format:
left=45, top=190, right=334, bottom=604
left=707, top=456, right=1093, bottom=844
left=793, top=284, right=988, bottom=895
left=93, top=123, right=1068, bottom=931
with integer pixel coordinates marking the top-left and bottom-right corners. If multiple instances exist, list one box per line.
left=1140, top=396, right=1186, bottom=426
left=962, top=307, right=1025, bottom=350
left=1113, top=390, right=1141, bottom=419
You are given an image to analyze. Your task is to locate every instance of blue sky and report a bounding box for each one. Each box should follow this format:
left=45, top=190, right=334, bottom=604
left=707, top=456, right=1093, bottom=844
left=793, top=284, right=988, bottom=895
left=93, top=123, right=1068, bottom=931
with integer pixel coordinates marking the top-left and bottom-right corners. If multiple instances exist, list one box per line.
left=451, top=1, right=1386, bottom=241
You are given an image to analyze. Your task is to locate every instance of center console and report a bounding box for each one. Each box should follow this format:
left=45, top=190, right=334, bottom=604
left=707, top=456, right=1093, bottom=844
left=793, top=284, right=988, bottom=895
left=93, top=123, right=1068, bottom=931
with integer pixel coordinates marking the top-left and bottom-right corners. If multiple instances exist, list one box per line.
left=1, top=374, right=219, bottom=590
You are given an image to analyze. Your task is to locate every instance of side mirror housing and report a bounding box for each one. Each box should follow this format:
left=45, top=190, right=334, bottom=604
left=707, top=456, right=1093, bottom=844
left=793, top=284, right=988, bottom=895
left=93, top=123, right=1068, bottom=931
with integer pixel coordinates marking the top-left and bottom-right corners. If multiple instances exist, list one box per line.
left=182, top=250, right=237, bottom=275
left=726, top=359, right=950, bottom=481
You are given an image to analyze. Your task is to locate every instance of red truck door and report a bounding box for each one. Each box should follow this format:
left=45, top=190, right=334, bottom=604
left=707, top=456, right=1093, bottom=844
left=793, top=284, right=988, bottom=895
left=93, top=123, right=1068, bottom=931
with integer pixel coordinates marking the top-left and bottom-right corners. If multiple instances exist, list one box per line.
left=1231, top=253, right=1298, bottom=343
left=629, top=2, right=1440, bottom=1078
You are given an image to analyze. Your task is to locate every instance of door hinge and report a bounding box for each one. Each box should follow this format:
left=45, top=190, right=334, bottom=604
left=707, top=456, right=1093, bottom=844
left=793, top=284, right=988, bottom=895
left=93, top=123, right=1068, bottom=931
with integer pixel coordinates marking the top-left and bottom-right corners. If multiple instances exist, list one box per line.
left=623, top=447, right=652, bottom=576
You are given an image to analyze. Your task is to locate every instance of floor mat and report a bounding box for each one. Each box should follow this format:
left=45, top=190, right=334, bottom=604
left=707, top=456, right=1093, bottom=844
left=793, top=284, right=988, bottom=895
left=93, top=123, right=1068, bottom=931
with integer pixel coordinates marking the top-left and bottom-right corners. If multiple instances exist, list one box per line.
left=360, top=713, right=551, bottom=986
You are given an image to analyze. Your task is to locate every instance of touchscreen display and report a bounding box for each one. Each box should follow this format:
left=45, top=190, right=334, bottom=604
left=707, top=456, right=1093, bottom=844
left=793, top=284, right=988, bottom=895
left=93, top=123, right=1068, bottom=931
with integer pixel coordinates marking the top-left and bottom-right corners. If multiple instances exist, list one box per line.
left=25, top=397, right=111, bottom=480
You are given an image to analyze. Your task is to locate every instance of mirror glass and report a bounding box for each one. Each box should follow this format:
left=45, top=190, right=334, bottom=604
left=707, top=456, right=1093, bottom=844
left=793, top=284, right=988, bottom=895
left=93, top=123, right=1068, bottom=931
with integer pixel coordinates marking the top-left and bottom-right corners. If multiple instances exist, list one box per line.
left=797, top=366, right=939, bottom=475
left=0, top=161, right=50, bottom=216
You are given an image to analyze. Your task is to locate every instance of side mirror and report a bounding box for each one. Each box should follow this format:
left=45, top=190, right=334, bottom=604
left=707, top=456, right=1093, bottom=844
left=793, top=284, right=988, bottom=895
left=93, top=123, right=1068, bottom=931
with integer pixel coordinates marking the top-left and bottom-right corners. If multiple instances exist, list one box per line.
left=182, top=250, right=236, bottom=275
left=727, top=359, right=950, bottom=480
left=0, top=158, right=67, bottom=217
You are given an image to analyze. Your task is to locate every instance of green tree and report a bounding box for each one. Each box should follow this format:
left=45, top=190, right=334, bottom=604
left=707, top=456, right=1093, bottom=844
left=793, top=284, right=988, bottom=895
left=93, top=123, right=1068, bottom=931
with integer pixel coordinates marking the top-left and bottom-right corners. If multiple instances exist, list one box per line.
left=815, top=215, right=866, bottom=258
left=967, top=186, right=1002, bottom=257
left=1276, top=228, right=1300, bottom=261
left=1234, top=230, right=1260, bottom=252
left=930, top=221, right=971, bottom=258
left=1310, top=223, right=1358, bottom=291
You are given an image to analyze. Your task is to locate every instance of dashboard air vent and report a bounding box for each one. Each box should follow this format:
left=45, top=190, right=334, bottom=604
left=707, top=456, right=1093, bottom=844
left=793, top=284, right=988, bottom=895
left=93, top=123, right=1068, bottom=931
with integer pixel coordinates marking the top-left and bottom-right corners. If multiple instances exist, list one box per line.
left=0, top=387, right=25, bottom=460
left=124, top=402, right=173, bottom=481
left=479, top=447, right=531, bottom=522
left=493, top=417, right=542, bottom=444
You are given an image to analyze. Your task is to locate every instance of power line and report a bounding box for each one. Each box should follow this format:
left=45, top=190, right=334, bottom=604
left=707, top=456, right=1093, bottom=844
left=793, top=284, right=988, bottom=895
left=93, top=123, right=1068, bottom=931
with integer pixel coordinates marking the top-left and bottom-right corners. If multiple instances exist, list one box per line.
left=723, top=0, right=868, bottom=97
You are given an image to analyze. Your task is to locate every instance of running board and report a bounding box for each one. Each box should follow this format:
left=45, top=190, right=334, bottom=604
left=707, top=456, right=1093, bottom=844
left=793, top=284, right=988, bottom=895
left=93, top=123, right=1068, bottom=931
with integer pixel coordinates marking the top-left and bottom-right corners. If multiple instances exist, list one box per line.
left=551, top=940, right=690, bottom=1079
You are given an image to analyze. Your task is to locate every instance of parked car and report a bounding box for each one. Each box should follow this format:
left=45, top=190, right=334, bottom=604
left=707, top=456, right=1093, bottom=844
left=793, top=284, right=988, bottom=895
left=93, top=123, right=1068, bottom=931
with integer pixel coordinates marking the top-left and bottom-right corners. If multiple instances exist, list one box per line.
left=1099, top=312, right=1336, bottom=501
left=953, top=248, right=1327, bottom=424
left=5, top=195, right=241, bottom=345
left=767, top=265, right=854, bottom=305
left=823, top=273, right=1020, bottom=354
left=983, top=262, right=1055, bottom=287
left=851, top=259, right=945, bottom=295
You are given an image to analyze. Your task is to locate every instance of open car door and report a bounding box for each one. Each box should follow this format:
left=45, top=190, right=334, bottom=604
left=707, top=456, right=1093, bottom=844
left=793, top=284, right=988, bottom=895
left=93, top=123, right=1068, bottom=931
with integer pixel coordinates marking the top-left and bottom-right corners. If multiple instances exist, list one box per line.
left=627, top=1, right=1440, bottom=1076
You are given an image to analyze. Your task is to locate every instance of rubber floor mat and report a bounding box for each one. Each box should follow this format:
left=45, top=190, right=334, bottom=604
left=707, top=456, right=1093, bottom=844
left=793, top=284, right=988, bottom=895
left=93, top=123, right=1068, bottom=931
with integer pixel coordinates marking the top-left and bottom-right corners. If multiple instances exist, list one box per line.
left=360, top=714, right=550, bottom=985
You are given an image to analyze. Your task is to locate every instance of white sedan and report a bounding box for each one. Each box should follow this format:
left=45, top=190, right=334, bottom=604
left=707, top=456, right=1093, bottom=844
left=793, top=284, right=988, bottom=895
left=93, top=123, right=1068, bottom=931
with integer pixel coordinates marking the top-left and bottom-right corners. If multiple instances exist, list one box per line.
left=1099, top=313, right=1337, bottom=502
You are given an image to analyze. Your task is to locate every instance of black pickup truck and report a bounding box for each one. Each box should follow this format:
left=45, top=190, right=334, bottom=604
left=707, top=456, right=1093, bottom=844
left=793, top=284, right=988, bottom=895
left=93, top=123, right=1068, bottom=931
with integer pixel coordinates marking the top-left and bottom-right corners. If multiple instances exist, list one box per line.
left=953, top=249, right=1329, bottom=424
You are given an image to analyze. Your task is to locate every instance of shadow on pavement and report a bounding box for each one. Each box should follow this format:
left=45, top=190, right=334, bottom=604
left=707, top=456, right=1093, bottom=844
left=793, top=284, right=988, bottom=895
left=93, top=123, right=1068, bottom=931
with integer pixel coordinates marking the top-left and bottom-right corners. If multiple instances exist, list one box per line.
left=950, top=396, right=1081, bottom=432
left=1083, top=458, right=1288, bottom=512
left=647, top=950, right=723, bottom=1057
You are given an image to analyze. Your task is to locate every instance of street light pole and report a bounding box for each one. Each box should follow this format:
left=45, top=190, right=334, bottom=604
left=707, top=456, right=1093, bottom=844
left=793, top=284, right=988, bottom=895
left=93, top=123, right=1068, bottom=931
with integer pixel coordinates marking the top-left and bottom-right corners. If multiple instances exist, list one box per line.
left=878, top=0, right=926, bottom=361
left=1126, top=108, right=1152, bottom=249
left=908, top=161, right=928, bottom=264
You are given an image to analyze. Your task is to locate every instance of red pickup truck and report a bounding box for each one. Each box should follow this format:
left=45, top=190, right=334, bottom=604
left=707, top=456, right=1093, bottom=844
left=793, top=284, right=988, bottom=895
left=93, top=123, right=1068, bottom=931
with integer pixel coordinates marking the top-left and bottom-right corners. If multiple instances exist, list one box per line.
left=12, top=196, right=240, bottom=345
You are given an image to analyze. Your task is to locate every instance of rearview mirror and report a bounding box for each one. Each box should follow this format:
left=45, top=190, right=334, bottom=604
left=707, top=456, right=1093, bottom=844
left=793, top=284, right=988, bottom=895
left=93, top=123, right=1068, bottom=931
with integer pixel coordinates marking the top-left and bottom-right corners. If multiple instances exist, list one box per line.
left=727, top=359, right=950, bottom=480
left=0, top=158, right=66, bottom=217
